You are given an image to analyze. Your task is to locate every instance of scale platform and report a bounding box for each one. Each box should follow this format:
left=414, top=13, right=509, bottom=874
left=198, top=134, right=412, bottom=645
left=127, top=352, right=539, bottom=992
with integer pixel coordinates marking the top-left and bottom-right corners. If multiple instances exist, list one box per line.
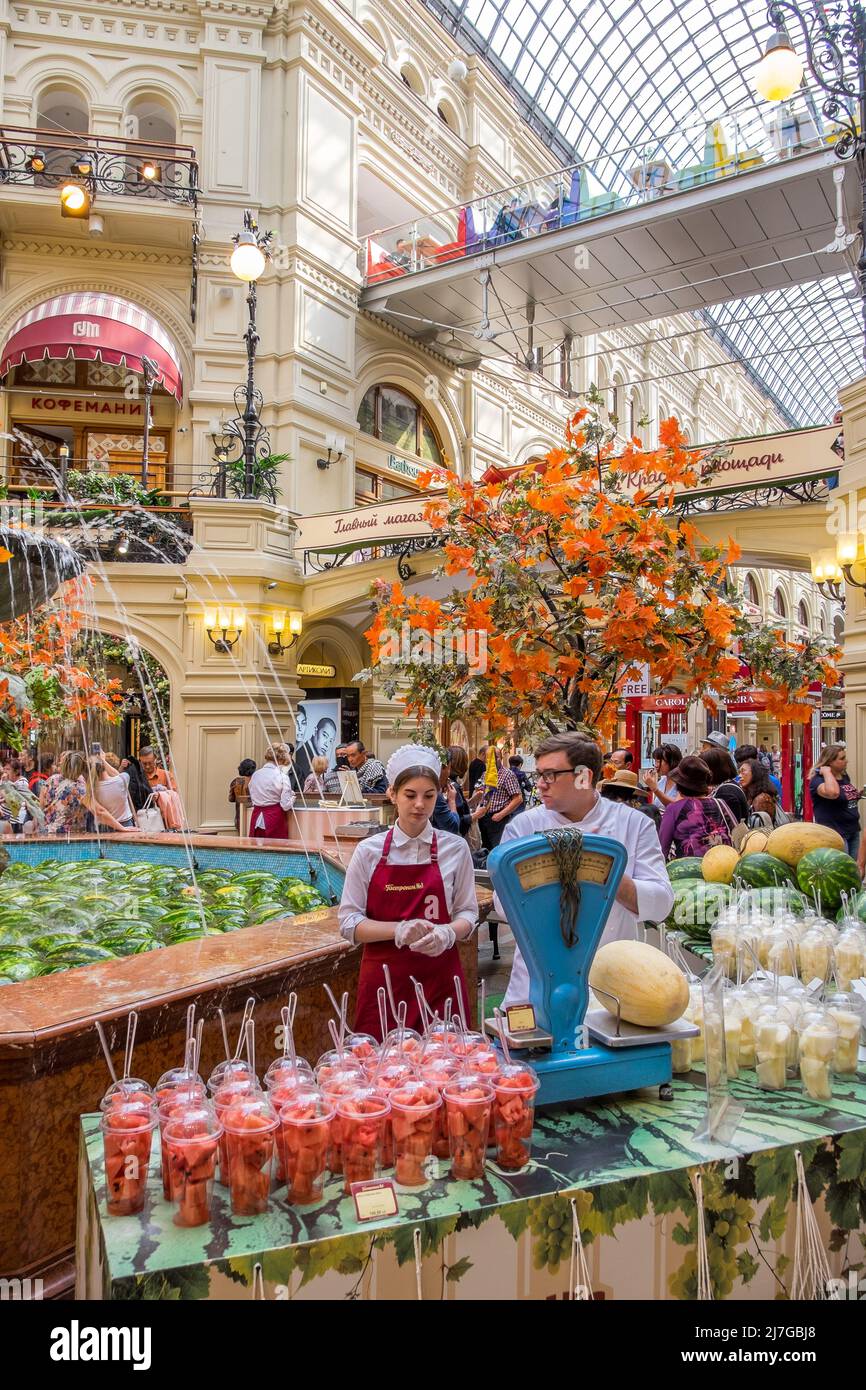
left=486, top=831, right=680, bottom=1106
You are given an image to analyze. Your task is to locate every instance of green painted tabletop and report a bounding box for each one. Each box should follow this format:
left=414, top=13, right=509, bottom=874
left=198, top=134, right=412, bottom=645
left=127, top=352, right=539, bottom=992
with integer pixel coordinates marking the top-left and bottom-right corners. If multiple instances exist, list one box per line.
left=80, top=1067, right=866, bottom=1283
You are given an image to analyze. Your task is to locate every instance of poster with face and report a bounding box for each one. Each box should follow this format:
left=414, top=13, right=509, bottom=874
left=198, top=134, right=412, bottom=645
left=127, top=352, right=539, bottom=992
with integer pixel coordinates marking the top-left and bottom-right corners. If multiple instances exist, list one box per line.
left=640, top=712, right=661, bottom=770
left=293, top=698, right=341, bottom=781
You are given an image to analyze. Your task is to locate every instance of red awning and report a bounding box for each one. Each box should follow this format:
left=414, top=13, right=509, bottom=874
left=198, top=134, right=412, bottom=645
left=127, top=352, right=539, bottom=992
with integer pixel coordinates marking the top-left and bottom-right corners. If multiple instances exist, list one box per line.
left=0, top=293, right=183, bottom=403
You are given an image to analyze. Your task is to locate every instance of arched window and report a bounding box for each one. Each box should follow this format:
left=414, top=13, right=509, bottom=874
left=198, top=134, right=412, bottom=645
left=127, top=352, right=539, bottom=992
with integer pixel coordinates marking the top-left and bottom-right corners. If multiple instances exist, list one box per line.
left=437, top=103, right=456, bottom=130
left=37, top=84, right=89, bottom=135
left=773, top=588, right=787, bottom=618
left=357, top=384, right=444, bottom=464
left=125, top=94, right=177, bottom=148
left=834, top=613, right=845, bottom=645
left=743, top=573, right=759, bottom=606
left=797, top=599, right=810, bottom=628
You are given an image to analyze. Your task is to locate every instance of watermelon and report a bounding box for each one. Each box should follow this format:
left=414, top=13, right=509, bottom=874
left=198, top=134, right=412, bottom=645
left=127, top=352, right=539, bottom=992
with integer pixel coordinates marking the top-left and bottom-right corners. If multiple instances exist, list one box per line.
left=796, top=847, right=862, bottom=916
left=666, top=882, right=732, bottom=938
left=666, top=858, right=705, bottom=882
left=731, top=853, right=796, bottom=890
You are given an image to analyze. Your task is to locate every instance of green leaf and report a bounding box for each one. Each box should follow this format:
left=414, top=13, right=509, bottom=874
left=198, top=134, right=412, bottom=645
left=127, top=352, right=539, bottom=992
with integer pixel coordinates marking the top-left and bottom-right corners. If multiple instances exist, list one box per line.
left=671, top=1222, right=692, bottom=1246
left=648, top=1169, right=693, bottom=1214
left=499, top=1202, right=529, bottom=1241
left=837, top=1131, right=866, bottom=1183
left=736, top=1251, right=759, bottom=1285
left=824, top=1181, right=862, bottom=1232
left=445, top=1256, right=473, bottom=1283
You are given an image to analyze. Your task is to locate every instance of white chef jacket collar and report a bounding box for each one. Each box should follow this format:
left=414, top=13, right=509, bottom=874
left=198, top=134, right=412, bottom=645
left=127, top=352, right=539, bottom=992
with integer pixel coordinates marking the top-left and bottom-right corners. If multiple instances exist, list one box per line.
left=391, top=819, right=434, bottom=847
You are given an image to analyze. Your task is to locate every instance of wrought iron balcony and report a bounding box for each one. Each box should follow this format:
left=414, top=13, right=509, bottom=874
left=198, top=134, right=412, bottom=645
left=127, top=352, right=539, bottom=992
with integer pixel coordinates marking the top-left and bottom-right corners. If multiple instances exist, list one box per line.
left=0, top=126, right=197, bottom=208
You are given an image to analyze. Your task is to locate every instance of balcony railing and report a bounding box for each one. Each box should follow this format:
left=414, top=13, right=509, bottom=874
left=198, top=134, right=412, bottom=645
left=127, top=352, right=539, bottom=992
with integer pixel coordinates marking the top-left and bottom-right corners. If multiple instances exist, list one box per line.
left=362, top=89, right=835, bottom=286
left=0, top=127, right=197, bottom=208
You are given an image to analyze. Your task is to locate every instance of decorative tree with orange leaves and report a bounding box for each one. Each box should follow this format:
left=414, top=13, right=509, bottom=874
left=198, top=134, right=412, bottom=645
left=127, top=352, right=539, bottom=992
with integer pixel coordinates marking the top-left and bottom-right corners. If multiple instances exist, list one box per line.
left=361, top=406, right=839, bottom=741
left=0, top=578, right=123, bottom=748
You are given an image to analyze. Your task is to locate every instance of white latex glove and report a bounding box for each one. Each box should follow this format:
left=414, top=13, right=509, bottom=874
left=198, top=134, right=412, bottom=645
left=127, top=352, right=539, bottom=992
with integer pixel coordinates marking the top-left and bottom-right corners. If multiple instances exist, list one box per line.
left=394, top=918, right=431, bottom=948
left=409, top=923, right=457, bottom=957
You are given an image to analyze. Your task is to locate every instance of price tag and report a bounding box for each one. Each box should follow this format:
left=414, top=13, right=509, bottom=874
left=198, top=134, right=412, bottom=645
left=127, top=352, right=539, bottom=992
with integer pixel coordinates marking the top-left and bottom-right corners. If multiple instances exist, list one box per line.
left=506, top=1004, right=537, bottom=1034
left=350, top=1179, right=399, bottom=1222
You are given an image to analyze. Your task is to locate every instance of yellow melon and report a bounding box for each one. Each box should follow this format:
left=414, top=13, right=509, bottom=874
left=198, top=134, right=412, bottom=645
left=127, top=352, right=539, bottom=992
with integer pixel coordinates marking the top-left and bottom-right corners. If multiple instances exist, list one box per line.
left=739, top=829, right=769, bottom=857
left=765, top=822, right=845, bottom=867
left=702, top=845, right=740, bottom=884
left=589, top=940, right=689, bottom=1028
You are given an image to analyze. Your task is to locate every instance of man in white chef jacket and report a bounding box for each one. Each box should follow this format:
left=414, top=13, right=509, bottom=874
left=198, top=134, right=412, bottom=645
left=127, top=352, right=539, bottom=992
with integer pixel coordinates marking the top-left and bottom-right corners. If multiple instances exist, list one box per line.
left=495, top=732, right=674, bottom=1008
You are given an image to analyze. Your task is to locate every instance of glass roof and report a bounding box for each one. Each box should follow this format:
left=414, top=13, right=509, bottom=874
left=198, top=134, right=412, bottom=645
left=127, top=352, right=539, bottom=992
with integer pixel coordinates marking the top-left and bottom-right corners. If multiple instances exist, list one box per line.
left=420, top=0, right=861, bottom=424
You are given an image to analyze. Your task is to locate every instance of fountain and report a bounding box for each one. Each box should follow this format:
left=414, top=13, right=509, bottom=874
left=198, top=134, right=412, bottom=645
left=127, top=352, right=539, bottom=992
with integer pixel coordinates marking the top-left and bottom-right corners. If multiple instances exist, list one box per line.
left=0, top=523, right=85, bottom=622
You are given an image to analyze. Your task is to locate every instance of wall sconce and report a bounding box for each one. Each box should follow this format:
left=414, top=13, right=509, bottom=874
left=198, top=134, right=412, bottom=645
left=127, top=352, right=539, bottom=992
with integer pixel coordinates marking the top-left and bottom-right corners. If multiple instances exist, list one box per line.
left=812, top=552, right=844, bottom=602
left=836, top=534, right=866, bottom=593
left=316, top=432, right=347, bottom=470
left=71, top=153, right=94, bottom=178
left=205, top=606, right=245, bottom=653
left=268, top=609, right=303, bottom=655
left=27, top=150, right=46, bottom=174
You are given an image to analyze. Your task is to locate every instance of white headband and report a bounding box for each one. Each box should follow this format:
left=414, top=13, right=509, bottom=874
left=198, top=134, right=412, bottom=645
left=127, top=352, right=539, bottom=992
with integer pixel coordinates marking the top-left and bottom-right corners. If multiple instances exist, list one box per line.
left=385, top=744, right=442, bottom=785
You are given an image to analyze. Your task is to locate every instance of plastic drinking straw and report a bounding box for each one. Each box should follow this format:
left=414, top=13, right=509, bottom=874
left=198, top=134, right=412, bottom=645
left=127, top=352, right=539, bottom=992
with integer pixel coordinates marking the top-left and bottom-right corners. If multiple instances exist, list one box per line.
left=94, top=1021, right=118, bottom=1084
left=217, top=1008, right=231, bottom=1063
left=377, top=986, right=389, bottom=1043
left=382, top=963, right=399, bottom=1027
left=328, top=1017, right=345, bottom=1061
left=233, top=997, right=256, bottom=1061
left=816, top=890, right=823, bottom=919
left=410, top=976, right=433, bottom=1033
left=194, top=1018, right=204, bottom=1076
left=184, top=1003, right=195, bottom=1061
left=454, top=974, right=468, bottom=1031
left=396, top=1000, right=407, bottom=1054
left=323, top=983, right=342, bottom=1024
left=123, top=1011, right=138, bottom=1080
left=493, top=1006, right=513, bottom=1066
left=340, top=992, right=349, bottom=1044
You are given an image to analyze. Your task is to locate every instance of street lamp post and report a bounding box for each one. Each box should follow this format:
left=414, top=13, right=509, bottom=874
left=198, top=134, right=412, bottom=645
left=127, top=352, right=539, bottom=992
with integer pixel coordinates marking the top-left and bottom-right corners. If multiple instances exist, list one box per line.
left=754, top=3, right=866, bottom=359
left=221, top=209, right=275, bottom=499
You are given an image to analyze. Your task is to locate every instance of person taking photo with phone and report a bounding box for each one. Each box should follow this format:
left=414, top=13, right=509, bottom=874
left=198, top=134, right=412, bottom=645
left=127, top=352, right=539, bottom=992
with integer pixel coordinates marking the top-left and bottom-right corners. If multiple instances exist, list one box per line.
left=492, top=733, right=674, bottom=1009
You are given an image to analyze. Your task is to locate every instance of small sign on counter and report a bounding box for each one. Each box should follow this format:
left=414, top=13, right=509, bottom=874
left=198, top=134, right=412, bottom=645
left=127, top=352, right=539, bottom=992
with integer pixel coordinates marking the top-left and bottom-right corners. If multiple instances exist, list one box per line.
left=351, top=1179, right=399, bottom=1222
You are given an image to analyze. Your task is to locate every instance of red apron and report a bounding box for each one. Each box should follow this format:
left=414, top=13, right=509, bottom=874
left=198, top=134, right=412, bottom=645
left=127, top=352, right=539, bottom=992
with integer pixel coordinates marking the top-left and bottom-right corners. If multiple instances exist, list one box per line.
left=249, top=802, right=288, bottom=838
left=353, top=828, right=469, bottom=1040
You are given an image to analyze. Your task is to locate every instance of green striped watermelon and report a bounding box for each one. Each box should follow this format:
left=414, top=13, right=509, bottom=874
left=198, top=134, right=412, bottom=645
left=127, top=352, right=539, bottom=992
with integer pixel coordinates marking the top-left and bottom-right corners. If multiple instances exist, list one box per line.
left=732, top=853, right=796, bottom=890
left=667, top=857, right=705, bottom=882
left=796, top=848, right=862, bottom=916
left=666, top=881, right=733, bottom=939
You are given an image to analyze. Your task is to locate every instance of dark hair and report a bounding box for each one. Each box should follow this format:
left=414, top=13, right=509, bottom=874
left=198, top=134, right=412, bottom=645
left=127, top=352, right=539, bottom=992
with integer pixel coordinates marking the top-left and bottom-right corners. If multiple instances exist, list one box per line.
left=238, top=758, right=256, bottom=778
left=447, top=745, right=468, bottom=780
left=741, top=757, right=774, bottom=804
left=38, top=752, right=56, bottom=774
left=613, top=748, right=634, bottom=766
left=392, top=764, right=440, bottom=792
left=534, top=732, right=603, bottom=785
left=670, top=754, right=712, bottom=797
left=347, top=740, right=365, bottom=753
left=734, top=744, right=758, bottom=765
left=652, top=744, right=682, bottom=770
left=509, top=755, right=524, bottom=767
left=700, top=747, right=737, bottom=785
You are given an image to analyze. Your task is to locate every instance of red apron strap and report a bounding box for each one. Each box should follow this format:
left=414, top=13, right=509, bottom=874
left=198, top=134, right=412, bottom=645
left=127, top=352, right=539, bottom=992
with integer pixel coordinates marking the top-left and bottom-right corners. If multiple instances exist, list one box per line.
left=378, top=828, right=394, bottom=864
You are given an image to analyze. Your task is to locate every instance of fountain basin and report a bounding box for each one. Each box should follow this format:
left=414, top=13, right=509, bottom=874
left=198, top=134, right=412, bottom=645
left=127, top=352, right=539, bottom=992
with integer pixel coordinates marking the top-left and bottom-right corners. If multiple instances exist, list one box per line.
left=0, top=525, right=85, bottom=623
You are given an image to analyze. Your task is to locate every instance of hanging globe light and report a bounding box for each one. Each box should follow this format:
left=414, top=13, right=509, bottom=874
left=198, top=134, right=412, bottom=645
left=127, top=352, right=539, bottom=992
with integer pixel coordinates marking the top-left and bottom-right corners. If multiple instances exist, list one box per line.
left=230, top=230, right=266, bottom=282
left=754, top=29, right=804, bottom=102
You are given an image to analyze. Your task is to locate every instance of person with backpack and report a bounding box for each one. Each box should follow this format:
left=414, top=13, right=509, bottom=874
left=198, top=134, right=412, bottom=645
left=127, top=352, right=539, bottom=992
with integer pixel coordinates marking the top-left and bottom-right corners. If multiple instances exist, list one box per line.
left=658, top=755, right=737, bottom=860
left=738, top=757, right=781, bottom=828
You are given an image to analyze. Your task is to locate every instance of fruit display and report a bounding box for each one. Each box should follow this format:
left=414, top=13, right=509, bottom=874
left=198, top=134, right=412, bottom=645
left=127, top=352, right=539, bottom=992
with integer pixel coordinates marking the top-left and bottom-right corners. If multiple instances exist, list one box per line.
left=796, top=848, right=862, bottom=916
left=278, top=1090, right=333, bottom=1205
left=389, top=1080, right=441, bottom=1186
left=101, top=1102, right=158, bottom=1216
left=589, top=939, right=690, bottom=1027
left=797, top=1011, right=838, bottom=1102
left=731, top=853, right=796, bottom=891
left=492, top=1066, right=539, bottom=1171
left=0, top=859, right=328, bottom=984
left=667, top=881, right=732, bottom=939
left=163, top=1108, right=222, bottom=1228
left=666, top=857, right=705, bottom=883
left=765, top=822, right=845, bottom=866
left=336, top=1091, right=391, bottom=1193
left=701, top=845, right=740, bottom=884
left=825, top=995, right=861, bottom=1075
left=221, top=1097, right=279, bottom=1216
left=443, top=1079, right=494, bottom=1181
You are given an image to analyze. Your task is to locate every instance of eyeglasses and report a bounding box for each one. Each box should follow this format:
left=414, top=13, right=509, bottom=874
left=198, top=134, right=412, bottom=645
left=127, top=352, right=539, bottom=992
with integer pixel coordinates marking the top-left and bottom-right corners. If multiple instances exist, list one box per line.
left=536, top=767, right=579, bottom=787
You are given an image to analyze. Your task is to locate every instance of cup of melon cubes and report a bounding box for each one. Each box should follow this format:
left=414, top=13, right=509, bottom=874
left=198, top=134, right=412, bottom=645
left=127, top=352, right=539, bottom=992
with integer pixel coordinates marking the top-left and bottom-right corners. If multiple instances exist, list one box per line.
left=389, top=1079, right=442, bottom=1187
left=221, top=1097, right=279, bottom=1216
left=492, top=1064, right=539, bottom=1171
left=278, top=1089, right=333, bottom=1205
left=163, top=1106, right=222, bottom=1228
left=335, top=1089, right=391, bottom=1194
left=101, top=1100, right=158, bottom=1217
left=442, top=1078, right=494, bottom=1181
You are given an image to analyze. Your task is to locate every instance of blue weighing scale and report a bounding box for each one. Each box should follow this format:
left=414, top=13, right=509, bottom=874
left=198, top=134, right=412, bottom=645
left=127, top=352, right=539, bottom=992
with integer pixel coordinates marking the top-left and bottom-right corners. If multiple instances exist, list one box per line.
left=487, top=830, right=682, bottom=1106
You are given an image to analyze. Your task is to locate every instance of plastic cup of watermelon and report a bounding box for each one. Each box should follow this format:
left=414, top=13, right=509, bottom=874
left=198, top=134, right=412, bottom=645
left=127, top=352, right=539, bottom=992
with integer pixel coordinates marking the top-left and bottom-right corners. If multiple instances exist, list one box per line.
left=157, top=1086, right=210, bottom=1200
left=207, top=1057, right=256, bottom=1096
left=389, top=1080, right=441, bottom=1187
left=492, top=1066, right=539, bottom=1171
left=382, top=1028, right=423, bottom=1063
left=343, top=1033, right=379, bottom=1066
left=221, top=1097, right=279, bottom=1216
left=100, top=1077, right=155, bottom=1112
left=267, top=1077, right=320, bottom=1181
left=154, top=1066, right=204, bottom=1108
left=319, top=1071, right=370, bottom=1174
left=263, top=1055, right=315, bottom=1092
left=368, top=1059, right=416, bottom=1166
left=446, top=1030, right=487, bottom=1060
left=101, top=1101, right=158, bottom=1216
left=335, top=1090, right=391, bottom=1194
left=418, top=1054, right=461, bottom=1158
left=442, top=1079, right=494, bottom=1181
left=314, top=1051, right=366, bottom=1087
left=213, top=1077, right=264, bottom=1186
left=164, top=1108, right=222, bottom=1228
left=278, top=1090, right=333, bottom=1205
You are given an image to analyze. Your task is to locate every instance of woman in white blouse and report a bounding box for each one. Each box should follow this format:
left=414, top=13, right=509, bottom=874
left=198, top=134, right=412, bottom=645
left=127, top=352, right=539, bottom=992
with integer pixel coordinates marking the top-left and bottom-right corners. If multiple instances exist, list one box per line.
left=247, top=744, right=296, bottom=838
left=338, top=744, right=477, bottom=1038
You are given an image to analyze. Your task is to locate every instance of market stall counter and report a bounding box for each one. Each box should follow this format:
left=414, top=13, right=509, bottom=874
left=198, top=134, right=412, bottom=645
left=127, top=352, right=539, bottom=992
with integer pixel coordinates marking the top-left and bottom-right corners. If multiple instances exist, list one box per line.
left=76, top=1067, right=866, bottom=1300
left=0, top=833, right=480, bottom=1293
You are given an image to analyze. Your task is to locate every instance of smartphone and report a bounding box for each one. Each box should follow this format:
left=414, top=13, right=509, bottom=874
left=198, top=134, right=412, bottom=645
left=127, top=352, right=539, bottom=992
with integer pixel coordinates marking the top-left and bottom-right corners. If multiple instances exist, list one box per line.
left=91, top=742, right=102, bottom=754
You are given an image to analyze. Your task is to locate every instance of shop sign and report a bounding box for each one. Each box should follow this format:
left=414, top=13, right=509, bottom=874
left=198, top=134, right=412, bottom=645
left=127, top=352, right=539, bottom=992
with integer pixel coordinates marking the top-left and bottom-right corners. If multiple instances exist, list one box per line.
left=620, top=663, right=649, bottom=698
left=640, top=694, right=688, bottom=712
left=725, top=691, right=768, bottom=714
left=622, top=424, right=841, bottom=500
left=26, top=396, right=143, bottom=416
left=297, top=662, right=337, bottom=679
left=297, top=494, right=434, bottom=552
